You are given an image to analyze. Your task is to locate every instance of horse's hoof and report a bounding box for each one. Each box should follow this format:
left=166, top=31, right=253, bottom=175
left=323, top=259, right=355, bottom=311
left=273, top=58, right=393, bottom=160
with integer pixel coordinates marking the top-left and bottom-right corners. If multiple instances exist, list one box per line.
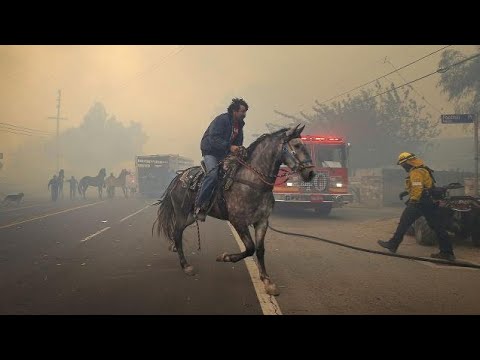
left=216, top=253, right=229, bottom=262
left=183, top=265, right=196, bottom=276
left=168, top=243, right=177, bottom=252
left=265, top=283, right=280, bottom=296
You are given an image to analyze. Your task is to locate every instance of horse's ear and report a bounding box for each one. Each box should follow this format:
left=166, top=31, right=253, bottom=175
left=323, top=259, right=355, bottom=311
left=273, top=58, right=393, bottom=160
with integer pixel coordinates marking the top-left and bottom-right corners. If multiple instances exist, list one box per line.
left=295, top=125, right=305, bottom=137
left=285, top=124, right=300, bottom=139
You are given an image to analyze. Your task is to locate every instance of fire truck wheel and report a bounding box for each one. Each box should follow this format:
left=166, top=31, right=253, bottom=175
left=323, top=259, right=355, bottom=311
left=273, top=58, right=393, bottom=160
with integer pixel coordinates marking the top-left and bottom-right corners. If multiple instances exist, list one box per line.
left=314, top=205, right=332, bottom=216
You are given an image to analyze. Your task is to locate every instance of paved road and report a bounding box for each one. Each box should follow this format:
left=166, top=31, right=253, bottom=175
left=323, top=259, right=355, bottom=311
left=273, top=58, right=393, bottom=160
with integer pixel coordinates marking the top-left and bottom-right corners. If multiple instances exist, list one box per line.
left=268, top=206, right=480, bottom=314
left=1, top=198, right=480, bottom=314
left=0, top=197, right=261, bottom=314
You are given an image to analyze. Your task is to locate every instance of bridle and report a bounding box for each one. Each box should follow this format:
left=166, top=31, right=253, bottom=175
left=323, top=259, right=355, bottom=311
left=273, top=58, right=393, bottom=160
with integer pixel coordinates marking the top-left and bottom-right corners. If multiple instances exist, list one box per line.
left=233, top=136, right=314, bottom=187
left=281, top=139, right=315, bottom=173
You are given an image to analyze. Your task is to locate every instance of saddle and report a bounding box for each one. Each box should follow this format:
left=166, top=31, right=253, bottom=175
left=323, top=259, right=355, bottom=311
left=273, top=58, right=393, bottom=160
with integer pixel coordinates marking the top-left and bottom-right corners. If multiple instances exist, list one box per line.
left=179, top=149, right=247, bottom=193
left=177, top=150, right=247, bottom=217
left=179, top=166, right=205, bottom=191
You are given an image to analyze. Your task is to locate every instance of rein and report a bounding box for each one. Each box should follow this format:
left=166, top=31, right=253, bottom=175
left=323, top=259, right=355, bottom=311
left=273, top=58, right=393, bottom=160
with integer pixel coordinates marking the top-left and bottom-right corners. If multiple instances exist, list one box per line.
left=232, top=140, right=314, bottom=186
left=233, top=156, right=291, bottom=186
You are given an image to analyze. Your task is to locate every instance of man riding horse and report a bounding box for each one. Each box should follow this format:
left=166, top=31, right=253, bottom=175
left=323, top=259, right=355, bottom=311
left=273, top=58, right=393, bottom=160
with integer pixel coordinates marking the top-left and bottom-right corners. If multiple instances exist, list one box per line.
left=155, top=123, right=315, bottom=296
left=194, top=98, right=248, bottom=221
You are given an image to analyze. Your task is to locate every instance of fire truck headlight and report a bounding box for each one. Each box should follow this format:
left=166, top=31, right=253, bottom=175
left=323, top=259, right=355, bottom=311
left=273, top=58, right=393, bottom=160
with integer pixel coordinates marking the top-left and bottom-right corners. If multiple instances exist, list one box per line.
left=286, top=182, right=294, bottom=187
left=335, top=182, right=343, bottom=188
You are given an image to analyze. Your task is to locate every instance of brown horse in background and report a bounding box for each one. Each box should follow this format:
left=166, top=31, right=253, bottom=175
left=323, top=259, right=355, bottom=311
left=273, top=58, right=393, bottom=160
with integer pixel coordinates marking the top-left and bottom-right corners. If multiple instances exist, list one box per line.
left=78, top=168, right=107, bottom=199
left=105, top=169, right=130, bottom=198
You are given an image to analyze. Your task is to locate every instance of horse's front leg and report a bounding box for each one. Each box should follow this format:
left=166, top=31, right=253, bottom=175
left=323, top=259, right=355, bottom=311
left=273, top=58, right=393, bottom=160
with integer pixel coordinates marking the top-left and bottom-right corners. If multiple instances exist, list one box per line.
left=98, top=186, right=103, bottom=199
left=217, top=222, right=255, bottom=263
left=254, top=218, right=279, bottom=296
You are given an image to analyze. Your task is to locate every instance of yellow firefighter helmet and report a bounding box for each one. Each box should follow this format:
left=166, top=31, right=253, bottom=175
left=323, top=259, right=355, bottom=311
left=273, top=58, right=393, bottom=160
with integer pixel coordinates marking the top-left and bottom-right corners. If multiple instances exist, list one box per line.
left=397, top=152, right=416, bottom=165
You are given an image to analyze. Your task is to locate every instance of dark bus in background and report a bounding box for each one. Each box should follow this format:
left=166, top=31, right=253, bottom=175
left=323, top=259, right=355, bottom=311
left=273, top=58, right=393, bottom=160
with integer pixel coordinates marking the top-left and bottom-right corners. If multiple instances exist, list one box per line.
left=135, top=154, right=194, bottom=197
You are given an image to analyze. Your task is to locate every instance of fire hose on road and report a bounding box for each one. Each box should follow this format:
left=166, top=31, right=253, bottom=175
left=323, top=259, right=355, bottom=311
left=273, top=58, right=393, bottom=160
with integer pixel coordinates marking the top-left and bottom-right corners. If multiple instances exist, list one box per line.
left=150, top=198, right=480, bottom=269
left=267, top=224, right=480, bottom=270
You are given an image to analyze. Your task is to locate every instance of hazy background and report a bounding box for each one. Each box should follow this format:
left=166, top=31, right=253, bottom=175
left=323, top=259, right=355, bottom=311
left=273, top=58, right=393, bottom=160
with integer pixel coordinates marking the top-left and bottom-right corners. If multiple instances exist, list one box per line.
left=1, top=45, right=478, bottom=194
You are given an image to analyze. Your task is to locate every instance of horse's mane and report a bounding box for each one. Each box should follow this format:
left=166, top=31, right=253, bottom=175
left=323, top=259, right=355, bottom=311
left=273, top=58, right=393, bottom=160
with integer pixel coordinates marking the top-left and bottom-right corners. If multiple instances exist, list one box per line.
left=246, top=128, right=288, bottom=159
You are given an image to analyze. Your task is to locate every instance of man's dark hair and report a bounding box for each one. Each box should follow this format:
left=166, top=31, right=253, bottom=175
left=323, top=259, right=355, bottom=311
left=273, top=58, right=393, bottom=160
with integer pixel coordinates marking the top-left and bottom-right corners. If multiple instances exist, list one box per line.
left=227, top=98, right=249, bottom=115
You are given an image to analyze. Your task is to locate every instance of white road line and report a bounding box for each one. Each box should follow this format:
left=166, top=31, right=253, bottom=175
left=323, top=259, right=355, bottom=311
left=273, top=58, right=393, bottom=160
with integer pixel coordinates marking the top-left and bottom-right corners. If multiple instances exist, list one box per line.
left=0, top=201, right=106, bottom=230
left=227, top=222, right=282, bottom=315
left=119, top=205, right=150, bottom=223
left=81, top=226, right=111, bottom=242
left=0, top=204, right=44, bottom=213
left=81, top=205, right=149, bottom=242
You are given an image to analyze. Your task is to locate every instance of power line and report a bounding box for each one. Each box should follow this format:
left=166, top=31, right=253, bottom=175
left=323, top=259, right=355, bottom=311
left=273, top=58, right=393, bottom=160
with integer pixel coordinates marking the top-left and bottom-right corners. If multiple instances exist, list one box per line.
left=0, top=126, right=51, bottom=137
left=367, top=52, right=480, bottom=101
left=116, top=46, right=185, bottom=91
left=0, top=129, right=33, bottom=136
left=383, top=57, right=443, bottom=114
left=0, top=122, right=53, bottom=135
left=276, top=51, right=480, bottom=122
left=315, top=45, right=452, bottom=107
left=0, top=128, right=50, bottom=137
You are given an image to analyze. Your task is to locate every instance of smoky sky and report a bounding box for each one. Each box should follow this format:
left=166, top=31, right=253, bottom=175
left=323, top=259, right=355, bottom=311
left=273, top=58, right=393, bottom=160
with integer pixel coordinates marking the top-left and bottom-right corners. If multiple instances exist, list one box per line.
left=1, top=45, right=477, bottom=174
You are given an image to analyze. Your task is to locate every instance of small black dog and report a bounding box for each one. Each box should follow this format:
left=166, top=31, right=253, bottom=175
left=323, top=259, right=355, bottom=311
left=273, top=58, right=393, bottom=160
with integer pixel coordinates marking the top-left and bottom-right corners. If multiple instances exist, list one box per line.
left=1, top=192, right=24, bottom=207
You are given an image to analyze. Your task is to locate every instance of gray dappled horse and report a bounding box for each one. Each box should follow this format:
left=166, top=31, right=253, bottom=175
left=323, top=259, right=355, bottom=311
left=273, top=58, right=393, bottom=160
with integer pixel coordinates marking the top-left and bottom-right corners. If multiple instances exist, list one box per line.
left=78, top=168, right=107, bottom=199
left=154, top=125, right=315, bottom=296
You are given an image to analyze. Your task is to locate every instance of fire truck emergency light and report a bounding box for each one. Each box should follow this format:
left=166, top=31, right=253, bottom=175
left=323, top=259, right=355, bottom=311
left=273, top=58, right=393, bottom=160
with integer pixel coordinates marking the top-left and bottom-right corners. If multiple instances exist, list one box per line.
left=301, top=136, right=343, bottom=142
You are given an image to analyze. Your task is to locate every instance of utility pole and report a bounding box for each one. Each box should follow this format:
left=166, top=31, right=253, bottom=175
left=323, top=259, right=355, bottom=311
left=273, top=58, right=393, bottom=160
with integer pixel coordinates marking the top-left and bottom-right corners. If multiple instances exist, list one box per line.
left=475, top=115, right=479, bottom=197
left=441, top=113, right=478, bottom=197
left=48, top=90, right=67, bottom=172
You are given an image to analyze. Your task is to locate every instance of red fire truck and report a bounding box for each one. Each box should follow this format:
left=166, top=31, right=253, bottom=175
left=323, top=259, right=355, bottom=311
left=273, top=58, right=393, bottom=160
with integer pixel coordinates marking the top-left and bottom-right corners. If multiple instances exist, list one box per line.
left=273, top=135, right=353, bottom=215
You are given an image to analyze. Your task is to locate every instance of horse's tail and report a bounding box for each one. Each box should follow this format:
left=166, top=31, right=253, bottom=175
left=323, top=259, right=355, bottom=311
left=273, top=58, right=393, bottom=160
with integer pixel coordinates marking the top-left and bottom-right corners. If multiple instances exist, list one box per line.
left=153, top=175, right=182, bottom=241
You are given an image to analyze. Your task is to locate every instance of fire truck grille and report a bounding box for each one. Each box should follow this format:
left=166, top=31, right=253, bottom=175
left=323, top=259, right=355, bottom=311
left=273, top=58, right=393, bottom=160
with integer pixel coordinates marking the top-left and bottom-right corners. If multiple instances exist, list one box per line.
left=300, top=171, right=328, bottom=192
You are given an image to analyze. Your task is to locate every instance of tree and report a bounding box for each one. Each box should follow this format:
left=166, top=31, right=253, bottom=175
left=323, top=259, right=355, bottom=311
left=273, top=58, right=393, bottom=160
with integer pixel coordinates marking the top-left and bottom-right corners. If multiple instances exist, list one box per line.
left=270, top=81, right=438, bottom=169
left=47, top=102, right=147, bottom=174
left=437, top=47, right=480, bottom=129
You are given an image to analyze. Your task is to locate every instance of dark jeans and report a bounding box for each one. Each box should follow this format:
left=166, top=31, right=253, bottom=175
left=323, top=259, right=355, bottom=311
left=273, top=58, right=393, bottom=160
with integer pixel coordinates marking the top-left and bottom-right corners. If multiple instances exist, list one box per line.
left=195, top=155, right=219, bottom=210
left=51, top=187, right=58, bottom=202
left=390, top=201, right=454, bottom=254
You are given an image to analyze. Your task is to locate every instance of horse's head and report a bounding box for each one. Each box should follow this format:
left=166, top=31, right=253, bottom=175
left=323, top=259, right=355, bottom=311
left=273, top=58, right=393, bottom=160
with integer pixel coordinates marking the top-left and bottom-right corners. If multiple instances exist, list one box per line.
left=281, top=125, right=315, bottom=182
left=100, top=168, right=106, bottom=177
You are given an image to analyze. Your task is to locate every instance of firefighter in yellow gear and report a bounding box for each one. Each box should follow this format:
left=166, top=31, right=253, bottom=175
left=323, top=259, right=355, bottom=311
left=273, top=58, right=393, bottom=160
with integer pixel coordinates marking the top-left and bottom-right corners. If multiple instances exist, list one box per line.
left=378, top=152, right=456, bottom=261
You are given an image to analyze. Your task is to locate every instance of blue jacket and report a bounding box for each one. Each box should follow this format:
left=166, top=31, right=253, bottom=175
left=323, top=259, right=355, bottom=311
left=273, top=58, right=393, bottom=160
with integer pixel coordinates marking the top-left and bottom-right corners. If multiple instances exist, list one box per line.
left=200, top=112, right=245, bottom=159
